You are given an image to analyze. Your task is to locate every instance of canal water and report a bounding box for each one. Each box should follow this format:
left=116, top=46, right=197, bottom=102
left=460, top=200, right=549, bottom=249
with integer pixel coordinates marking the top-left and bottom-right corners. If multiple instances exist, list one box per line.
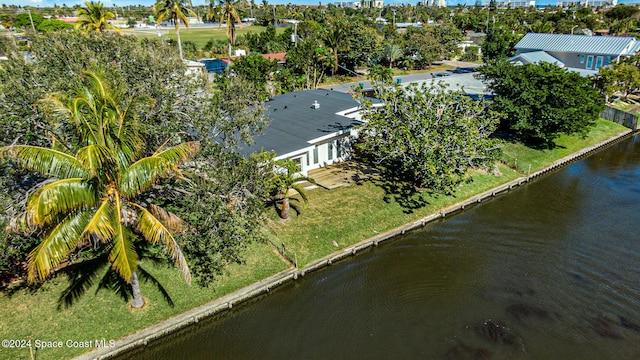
left=123, top=135, right=640, bottom=360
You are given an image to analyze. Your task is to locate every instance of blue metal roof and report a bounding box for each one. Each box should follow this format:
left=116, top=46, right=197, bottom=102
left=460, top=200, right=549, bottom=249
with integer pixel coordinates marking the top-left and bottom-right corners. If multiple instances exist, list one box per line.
left=515, top=33, right=640, bottom=56
left=510, top=51, right=564, bottom=66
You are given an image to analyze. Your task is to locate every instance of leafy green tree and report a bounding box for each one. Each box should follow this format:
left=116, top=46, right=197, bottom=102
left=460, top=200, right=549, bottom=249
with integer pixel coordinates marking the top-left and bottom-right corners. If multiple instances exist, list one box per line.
left=354, top=81, right=500, bottom=196
left=1, top=71, right=198, bottom=308
left=460, top=45, right=479, bottom=62
left=154, top=0, right=197, bottom=59
left=368, top=64, right=392, bottom=85
left=481, top=25, right=520, bottom=62
left=75, top=1, right=121, bottom=33
left=231, top=54, right=276, bottom=87
left=270, top=159, right=315, bottom=219
left=476, top=60, right=605, bottom=148
left=0, top=31, right=270, bottom=290
left=597, top=63, right=640, bottom=101
left=37, top=19, right=73, bottom=32
left=14, top=13, right=44, bottom=30
left=403, top=27, right=441, bottom=69
left=286, top=37, right=334, bottom=89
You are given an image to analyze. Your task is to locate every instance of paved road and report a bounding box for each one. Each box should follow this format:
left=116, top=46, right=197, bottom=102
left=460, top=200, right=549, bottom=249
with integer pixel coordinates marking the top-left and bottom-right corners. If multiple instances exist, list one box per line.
left=320, top=60, right=487, bottom=95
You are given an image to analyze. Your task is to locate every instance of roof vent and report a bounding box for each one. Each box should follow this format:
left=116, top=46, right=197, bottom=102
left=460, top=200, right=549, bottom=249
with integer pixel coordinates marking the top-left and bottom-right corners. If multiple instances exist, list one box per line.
left=312, top=100, right=320, bottom=110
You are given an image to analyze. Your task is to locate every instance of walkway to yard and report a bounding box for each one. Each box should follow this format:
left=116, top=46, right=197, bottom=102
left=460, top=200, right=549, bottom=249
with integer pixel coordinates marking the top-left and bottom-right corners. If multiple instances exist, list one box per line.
left=307, top=161, right=379, bottom=190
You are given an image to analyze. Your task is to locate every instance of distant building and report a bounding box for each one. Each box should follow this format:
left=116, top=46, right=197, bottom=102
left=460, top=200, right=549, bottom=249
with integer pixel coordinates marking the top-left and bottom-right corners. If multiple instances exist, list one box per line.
left=495, top=0, right=536, bottom=8
left=556, top=0, right=617, bottom=7
left=333, top=0, right=383, bottom=9
left=424, top=0, right=447, bottom=6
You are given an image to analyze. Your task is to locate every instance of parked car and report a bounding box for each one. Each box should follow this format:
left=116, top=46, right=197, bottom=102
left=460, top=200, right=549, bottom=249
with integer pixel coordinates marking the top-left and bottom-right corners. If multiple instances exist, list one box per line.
left=434, top=72, right=451, bottom=78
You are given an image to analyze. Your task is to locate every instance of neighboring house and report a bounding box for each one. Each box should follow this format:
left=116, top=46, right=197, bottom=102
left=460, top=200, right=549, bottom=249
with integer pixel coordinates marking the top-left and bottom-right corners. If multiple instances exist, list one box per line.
left=511, top=33, right=640, bottom=76
left=240, top=90, right=365, bottom=176
left=183, top=59, right=206, bottom=78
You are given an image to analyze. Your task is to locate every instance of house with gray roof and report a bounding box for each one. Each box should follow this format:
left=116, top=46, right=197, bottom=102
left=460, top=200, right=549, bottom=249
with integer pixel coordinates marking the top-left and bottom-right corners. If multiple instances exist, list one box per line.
left=511, top=33, right=640, bottom=76
left=241, top=90, right=364, bottom=176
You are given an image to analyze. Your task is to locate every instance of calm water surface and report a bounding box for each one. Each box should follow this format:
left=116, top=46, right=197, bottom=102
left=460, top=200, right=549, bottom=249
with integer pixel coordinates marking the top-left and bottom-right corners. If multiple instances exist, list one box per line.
left=124, top=136, right=640, bottom=360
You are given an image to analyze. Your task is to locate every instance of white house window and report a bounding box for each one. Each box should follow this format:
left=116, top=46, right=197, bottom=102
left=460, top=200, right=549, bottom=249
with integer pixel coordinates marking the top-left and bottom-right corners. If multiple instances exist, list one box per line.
left=313, top=146, right=319, bottom=164
left=328, top=142, right=334, bottom=161
left=604, top=56, right=611, bottom=65
left=580, top=54, right=585, bottom=64
left=586, top=55, right=594, bottom=69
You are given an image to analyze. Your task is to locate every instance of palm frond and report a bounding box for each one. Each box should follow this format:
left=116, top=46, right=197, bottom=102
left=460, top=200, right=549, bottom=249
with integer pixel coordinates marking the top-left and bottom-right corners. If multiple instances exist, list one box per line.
left=0, top=145, right=89, bottom=179
left=27, top=211, right=92, bottom=283
left=76, top=144, right=114, bottom=177
left=108, top=196, right=138, bottom=282
left=119, top=157, right=179, bottom=197
left=291, top=183, right=310, bottom=208
left=80, top=198, right=114, bottom=243
left=147, top=203, right=185, bottom=233
left=25, top=178, right=97, bottom=227
left=152, top=141, right=200, bottom=165
left=133, top=204, right=191, bottom=284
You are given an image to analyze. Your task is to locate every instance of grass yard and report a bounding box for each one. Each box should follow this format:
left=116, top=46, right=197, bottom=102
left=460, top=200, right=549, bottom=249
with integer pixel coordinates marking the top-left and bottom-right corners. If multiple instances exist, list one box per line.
left=500, top=118, right=628, bottom=173
left=125, top=25, right=281, bottom=49
left=0, top=241, right=288, bottom=360
left=0, top=119, right=630, bottom=360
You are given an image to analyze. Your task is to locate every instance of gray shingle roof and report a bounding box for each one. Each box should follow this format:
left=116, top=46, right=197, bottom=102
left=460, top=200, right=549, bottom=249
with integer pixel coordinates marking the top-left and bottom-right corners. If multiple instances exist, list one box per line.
left=515, top=33, right=640, bottom=56
left=240, top=90, right=363, bottom=157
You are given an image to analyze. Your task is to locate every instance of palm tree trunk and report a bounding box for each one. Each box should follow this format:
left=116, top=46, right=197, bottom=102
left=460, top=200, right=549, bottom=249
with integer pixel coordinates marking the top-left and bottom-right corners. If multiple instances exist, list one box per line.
left=228, top=42, right=232, bottom=65
left=130, top=271, right=145, bottom=308
left=176, top=27, right=183, bottom=60
left=280, top=197, right=290, bottom=219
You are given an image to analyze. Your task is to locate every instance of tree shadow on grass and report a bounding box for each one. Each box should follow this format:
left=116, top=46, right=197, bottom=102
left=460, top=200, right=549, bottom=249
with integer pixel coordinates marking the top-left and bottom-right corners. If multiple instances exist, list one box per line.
left=372, top=176, right=432, bottom=214
left=56, top=254, right=175, bottom=310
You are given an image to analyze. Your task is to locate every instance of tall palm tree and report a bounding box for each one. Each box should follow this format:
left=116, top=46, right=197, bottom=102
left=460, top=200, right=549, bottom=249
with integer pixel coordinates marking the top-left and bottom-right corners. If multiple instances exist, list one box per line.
left=323, top=20, right=346, bottom=75
left=154, top=0, right=198, bottom=59
left=75, top=1, right=121, bottom=33
left=215, top=0, right=243, bottom=63
left=270, top=159, right=315, bottom=219
left=1, top=71, right=198, bottom=309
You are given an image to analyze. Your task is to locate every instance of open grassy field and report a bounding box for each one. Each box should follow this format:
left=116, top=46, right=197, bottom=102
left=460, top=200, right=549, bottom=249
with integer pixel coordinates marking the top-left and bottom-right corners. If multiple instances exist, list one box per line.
left=0, top=119, right=629, bottom=360
left=125, top=25, right=280, bottom=49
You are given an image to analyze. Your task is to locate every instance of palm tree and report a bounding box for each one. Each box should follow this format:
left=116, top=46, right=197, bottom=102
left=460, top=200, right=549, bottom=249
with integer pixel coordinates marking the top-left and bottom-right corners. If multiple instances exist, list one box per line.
left=154, top=0, right=198, bottom=59
left=215, top=0, right=243, bottom=63
left=323, top=21, right=346, bottom=75
left=383, top=43, right=403, bottom=69
left=270, top=159, right=315, bottom=219
left=1, top=71, right=198, bottom=309
left=75, top=1, right=121, bottom=33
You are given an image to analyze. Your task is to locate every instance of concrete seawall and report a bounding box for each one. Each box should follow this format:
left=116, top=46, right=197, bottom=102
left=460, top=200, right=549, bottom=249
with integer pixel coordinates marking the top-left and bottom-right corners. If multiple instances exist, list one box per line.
left=75, top=129, right=635, bottom=360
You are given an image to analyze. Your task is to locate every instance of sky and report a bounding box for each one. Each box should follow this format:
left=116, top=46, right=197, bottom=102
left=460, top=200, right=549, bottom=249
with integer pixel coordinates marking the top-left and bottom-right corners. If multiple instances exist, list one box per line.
left=4, top=0, right=637, bottom=8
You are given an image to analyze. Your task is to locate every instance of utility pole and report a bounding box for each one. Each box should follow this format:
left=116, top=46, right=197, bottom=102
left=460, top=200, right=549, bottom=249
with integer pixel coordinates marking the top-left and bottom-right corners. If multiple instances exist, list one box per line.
left=27, top=9, right=36, bottom=32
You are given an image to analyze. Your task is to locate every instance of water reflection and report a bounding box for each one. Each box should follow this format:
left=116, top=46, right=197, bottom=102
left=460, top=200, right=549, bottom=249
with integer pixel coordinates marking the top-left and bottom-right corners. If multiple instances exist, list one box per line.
left=121, top=135, right=640, bottom=360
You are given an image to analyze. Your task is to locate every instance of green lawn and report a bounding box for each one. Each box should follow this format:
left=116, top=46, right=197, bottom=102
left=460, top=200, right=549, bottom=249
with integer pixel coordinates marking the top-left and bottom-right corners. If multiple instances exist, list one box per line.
left=0, top=241, right=289, bottom=360
left=500, top=118, right=627, bottom=173
left=126, top=25, right=280, bottom=49
left=0, top=119, right=629, bottom=360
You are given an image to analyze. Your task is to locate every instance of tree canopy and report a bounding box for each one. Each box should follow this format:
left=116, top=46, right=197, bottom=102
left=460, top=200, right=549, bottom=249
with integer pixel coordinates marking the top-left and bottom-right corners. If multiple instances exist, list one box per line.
left=355, top=82, right=501, bottom=199
left=476, top=60, right=605, bottom=148
left=0, top=31, right=270, bottom=294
